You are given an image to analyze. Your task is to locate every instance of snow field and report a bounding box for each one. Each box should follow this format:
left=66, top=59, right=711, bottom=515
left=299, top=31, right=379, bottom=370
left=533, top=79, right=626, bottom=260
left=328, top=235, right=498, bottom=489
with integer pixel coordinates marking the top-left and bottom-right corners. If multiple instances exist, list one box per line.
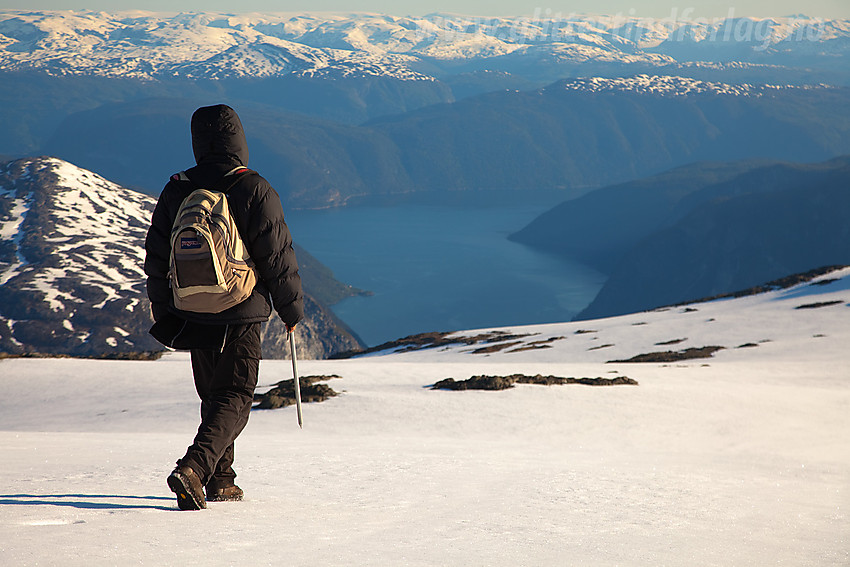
left=1, top=269, right=848, bottom=565
left=0, top=348, right=847, bottom=566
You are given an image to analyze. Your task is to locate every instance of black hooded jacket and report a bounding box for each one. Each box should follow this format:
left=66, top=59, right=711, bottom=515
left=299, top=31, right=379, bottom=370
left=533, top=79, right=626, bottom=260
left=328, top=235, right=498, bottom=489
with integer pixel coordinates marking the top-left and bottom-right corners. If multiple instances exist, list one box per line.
left=144, top=104, right=304, bottom=340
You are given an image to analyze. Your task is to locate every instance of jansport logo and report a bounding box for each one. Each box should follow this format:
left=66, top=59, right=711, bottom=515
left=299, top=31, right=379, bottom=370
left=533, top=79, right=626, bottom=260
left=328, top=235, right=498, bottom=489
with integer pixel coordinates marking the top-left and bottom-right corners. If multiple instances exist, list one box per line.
left=180, top=237, right=202, bottom=250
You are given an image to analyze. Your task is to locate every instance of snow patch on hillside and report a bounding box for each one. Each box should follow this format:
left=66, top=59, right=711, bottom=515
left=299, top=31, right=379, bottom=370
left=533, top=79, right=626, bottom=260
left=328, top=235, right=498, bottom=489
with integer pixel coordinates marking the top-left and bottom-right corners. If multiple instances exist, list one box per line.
left=0, top=191, right=29, bottom=285
left=35, top=158, right=152, bottom=299
left=554, top=73, right=829, bottom=96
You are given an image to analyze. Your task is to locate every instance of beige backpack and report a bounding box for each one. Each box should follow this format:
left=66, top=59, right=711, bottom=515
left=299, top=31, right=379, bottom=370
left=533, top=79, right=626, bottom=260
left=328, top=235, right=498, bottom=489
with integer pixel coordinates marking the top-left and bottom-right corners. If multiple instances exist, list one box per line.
left=169, top=167, right=258, bottom=314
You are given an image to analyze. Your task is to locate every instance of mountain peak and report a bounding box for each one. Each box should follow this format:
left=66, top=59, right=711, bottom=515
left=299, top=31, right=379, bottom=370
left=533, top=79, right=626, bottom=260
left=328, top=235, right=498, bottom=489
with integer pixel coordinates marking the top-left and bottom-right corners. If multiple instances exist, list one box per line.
left=0, top=156, right=158, bottom=356
left=0, top=156, right=364, bottom=359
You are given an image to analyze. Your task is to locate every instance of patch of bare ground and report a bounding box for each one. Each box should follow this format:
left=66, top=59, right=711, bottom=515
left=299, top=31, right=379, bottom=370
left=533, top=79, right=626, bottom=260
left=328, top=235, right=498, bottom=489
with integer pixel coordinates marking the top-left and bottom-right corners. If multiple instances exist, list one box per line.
left=655, top=338, right=687, bottom=346
left=468, top=341, right=525, bottom=354
left=609, top=346, right=724, bottom=363
left=330, top=330, right=536, bottom=358
left=507, top=344, right=553, bottom=353
left=254, top=375, right=341, bottom=409
left=795, top=300, right=844, bottom=309
left=505, top=336, right=566, bottom=353
left=431, top=374, right=638, bottom=391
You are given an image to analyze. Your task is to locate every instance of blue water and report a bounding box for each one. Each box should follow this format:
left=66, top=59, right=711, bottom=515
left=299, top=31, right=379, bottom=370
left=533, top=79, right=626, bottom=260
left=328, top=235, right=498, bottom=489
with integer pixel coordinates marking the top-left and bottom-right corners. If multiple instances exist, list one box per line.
left=287, top=201, right=606, bottom=346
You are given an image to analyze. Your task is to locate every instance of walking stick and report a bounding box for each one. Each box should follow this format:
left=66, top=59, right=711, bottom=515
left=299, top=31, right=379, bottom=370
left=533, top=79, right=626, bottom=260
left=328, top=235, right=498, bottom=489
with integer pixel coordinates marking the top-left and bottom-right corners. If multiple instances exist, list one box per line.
left=289, top=327, right=303, bottom=428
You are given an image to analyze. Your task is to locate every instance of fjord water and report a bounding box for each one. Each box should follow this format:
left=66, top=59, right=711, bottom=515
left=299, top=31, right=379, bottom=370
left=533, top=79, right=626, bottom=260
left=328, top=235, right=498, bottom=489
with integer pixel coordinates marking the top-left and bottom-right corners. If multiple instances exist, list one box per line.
left=288, top=198, right=605, bottom=346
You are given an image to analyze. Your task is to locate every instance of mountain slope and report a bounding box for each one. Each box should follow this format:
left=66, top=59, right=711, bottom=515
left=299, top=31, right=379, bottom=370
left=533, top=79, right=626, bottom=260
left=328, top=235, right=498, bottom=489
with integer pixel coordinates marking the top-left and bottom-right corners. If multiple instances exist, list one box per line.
left=510, top=156, right=850, bottom=271
left=573, top=158, right=850, bottom=319
left=0, top=156, right=159, bottom=356
left=0, top=156, right=364, bottom=358
left=368, top=76, right=850, bottom=196
left=40, top=97, right=417, bottom=207
left=37, top=76, right=850, bottom=204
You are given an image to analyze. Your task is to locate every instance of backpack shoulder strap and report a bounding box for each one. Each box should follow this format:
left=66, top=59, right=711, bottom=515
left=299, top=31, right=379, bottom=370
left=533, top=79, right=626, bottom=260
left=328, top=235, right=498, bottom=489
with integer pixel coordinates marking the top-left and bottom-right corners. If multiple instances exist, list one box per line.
left=217, top=166, right=255, bottom=194
left=170, top=167, right=255, bottom=192
left=224, top=166, right=249, bottom=177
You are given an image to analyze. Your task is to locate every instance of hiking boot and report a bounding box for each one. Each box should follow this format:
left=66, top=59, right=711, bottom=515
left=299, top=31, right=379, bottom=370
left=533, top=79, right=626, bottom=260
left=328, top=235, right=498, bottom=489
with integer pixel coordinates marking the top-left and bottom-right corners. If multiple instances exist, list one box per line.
left=206, top=481, right=244, bottom=502
left=167, top=465, right=207, bottom=510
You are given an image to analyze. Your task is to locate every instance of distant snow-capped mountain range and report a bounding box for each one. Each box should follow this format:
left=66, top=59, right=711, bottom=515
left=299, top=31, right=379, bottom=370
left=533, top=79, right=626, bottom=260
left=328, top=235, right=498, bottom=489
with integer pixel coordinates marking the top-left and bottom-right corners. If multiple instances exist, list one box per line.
left=0, top=10, right=848, bottom=81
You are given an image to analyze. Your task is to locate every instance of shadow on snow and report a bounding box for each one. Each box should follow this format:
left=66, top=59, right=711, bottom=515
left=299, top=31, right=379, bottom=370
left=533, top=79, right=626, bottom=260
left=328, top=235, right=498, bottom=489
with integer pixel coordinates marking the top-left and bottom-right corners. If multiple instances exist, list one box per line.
left=0, top=493, right=175, bottom=511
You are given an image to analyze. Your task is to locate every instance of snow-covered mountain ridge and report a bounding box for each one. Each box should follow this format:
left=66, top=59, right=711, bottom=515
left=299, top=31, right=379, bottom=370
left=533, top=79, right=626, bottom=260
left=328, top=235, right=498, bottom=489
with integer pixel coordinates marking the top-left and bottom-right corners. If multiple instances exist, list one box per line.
left=0, top=156, right=362, bottom=358
left=0, top=10, right=846, bottom=81
left=0, top=156, right=158, bottom=356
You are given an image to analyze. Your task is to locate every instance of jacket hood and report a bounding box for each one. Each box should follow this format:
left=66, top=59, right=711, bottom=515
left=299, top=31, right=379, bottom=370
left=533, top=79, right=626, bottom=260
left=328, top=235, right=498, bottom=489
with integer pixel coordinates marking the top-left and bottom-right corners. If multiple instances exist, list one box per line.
left=191, top=104, right=249, bottom=166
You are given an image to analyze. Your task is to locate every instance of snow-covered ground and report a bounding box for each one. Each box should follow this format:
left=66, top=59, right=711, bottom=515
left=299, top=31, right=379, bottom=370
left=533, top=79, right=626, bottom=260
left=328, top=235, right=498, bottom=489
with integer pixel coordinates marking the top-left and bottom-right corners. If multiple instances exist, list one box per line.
left=1, top=269, right=848, bottom=565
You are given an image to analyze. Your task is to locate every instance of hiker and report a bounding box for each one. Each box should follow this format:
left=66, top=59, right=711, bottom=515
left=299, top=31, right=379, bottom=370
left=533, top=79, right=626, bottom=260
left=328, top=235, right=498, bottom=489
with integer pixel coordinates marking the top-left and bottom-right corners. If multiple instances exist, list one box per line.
left=144, top=104, right=304, bottom=510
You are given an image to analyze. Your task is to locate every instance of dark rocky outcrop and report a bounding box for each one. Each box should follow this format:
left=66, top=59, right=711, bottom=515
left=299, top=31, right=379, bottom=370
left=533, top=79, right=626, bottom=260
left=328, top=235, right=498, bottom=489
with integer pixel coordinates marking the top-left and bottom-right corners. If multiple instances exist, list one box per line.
left=431, top=374, right=638, bottom=391
left=261, top=294, right=364, bottom=360
left=253, top=375, right=341, bottom=409
left=794, top=300, right=845, bottom=310
left=608, top=346, right=724, bottom=363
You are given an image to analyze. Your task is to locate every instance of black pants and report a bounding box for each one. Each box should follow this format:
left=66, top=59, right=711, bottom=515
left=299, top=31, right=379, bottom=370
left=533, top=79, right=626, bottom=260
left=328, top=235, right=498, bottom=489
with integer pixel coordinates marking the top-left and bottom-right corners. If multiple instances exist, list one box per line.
left=180, top=322, right=262, bottom=486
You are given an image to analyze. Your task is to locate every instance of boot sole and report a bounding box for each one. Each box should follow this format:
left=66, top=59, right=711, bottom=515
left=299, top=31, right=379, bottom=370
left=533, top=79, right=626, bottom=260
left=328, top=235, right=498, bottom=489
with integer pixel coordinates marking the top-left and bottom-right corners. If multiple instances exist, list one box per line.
left=207, top=493, right=243, bottom=502
left=167, top=471, right=207, bottom=510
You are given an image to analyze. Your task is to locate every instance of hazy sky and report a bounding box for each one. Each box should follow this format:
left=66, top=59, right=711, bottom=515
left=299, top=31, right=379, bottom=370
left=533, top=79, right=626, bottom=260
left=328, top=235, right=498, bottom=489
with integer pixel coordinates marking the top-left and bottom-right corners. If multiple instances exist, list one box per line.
left=2, top=0, right=849, bottom=19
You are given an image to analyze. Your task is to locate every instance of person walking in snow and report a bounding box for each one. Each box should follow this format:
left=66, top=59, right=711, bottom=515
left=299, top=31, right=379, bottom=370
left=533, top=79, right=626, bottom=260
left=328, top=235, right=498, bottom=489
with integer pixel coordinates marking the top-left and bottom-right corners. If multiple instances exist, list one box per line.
left=144, top=104, right=303, bottom=510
